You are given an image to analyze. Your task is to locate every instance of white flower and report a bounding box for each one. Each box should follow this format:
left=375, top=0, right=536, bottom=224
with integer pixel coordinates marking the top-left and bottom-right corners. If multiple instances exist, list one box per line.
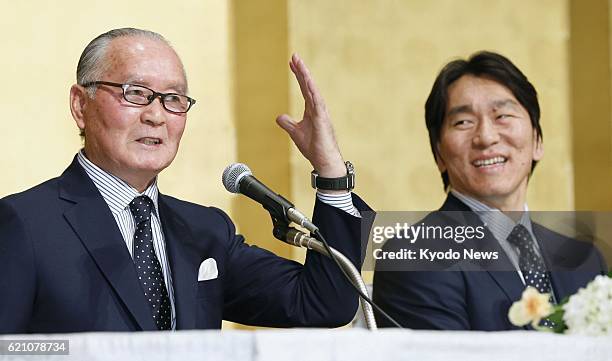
left=563, top=275, right=612, bottom=336
left=508, top=286, right=553, bottom=328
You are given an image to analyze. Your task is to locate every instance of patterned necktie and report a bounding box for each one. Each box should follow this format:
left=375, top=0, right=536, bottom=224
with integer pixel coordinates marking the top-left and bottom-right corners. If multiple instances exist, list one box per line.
left=507, top=223, right=554, bottom=328
left=129, top=195, right=171, bottom=330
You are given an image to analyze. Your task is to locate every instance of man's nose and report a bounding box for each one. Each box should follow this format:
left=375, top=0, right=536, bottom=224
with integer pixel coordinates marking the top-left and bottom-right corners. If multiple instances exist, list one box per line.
left=473, top=118, right=500, bottom=147
left=141, top=96, right=166, bottom=126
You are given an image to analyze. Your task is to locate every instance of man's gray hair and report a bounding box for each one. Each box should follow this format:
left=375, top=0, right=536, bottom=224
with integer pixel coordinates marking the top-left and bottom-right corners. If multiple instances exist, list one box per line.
left=76, top=28, right=173, bottom=97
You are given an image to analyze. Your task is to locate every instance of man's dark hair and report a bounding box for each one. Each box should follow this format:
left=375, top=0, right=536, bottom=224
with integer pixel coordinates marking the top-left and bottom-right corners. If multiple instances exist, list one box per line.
left=424, top=51, right=543, bottom=190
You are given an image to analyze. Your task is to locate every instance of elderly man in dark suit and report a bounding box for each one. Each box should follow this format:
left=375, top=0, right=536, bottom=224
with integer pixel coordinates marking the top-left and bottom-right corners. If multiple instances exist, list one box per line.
left=373, top=51, right=607, bottom=330
left=0, top=28, right=367, bottom=333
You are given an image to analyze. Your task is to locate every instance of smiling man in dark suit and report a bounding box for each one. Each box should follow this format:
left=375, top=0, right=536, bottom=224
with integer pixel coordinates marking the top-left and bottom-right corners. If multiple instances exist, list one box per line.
left=0, top=28, right=366, bottom=333
left=373, top=51, right=607, bottom=330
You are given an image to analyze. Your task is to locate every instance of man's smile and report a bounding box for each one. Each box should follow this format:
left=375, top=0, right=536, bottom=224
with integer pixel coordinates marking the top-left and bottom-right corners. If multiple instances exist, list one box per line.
left=472, top=156, right=507, bottom=168
left=136, top=137, right=163, bottom=146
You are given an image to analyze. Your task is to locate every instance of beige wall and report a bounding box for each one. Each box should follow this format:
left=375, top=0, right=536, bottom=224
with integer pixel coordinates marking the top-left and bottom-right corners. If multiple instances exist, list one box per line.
left=231, top=0, right=294, bottom=260
left=1, top=0, right=610, bottom=329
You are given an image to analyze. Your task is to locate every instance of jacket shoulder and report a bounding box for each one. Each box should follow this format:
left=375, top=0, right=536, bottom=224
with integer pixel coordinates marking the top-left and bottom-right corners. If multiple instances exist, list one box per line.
left=1, top=177, right=61, bottom=209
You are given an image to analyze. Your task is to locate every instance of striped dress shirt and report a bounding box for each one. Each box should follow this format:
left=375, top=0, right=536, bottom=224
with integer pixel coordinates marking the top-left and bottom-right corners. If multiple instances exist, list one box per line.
left=316, top=191, right=361, bottom=217
left=77, top=150, right=360, bottom=330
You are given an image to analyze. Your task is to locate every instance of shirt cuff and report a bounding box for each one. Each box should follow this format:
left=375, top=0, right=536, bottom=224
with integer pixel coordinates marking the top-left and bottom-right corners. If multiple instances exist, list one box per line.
left=316, top=191, right=361, bottom=218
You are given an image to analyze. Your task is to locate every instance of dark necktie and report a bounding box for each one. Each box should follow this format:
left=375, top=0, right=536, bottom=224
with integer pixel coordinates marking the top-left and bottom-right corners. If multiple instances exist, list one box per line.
left=507, top=223, right=554, bottom=328
left=129, top=195, right=171, bottom=330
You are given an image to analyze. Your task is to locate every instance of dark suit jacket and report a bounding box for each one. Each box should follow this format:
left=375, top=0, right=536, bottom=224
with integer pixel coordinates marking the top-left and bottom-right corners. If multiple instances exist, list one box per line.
left=373, top=193, right=607, bottom=330
left=0, top=157, right=367, bottom=333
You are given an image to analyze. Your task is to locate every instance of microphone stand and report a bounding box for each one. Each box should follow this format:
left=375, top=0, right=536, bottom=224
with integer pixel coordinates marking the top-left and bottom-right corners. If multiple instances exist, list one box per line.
left=272, top=219, right=377, bottom=330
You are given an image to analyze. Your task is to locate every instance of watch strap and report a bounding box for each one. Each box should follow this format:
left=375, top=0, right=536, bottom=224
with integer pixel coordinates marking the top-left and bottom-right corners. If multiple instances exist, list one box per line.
left=311, top=161, right=355, bottom=190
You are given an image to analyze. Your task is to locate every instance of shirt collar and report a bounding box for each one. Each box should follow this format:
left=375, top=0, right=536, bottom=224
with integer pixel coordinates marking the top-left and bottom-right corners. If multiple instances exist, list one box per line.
left=77, top=150, right=159, bottom=216
left=449, top=188, right=533, bottom=243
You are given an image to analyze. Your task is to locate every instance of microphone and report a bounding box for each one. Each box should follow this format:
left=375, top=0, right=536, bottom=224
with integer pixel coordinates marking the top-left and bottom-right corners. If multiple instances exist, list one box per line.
left=222, top=163, right=318, bottom=233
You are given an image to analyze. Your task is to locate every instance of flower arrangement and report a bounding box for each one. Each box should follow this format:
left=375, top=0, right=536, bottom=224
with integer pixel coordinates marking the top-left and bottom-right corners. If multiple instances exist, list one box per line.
left=508, top=272, right=612, bottom=335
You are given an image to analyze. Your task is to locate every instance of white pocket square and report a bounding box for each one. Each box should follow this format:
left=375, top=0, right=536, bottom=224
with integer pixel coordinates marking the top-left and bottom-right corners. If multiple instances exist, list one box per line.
left=198, top=258, right=218, bottom=281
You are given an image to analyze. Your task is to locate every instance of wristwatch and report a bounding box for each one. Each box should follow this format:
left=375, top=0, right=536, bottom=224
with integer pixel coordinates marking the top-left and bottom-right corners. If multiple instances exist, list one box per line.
left=311, top=161, right=355, bottom=190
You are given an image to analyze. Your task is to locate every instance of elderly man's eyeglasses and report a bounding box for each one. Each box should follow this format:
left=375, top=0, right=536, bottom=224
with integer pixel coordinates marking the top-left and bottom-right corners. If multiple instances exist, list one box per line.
left=82, top=81, right=196, bottom=114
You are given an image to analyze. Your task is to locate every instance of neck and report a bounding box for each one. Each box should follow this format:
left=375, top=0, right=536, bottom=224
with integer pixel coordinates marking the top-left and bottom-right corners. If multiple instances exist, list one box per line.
left=452, top=187, right=527, bottom=214
left=120, top=175, right=155, bottom=193
left=82, top=150, right=156, bottom=193
left=479, top=195, right=525, bottom=213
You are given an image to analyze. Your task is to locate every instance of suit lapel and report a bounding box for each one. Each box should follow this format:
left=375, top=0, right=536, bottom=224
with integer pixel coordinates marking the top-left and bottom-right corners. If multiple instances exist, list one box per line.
left=59, top=158, right=157, bottom=331
left=441, top=194, right=526, bottom=305
left=158, top=196, right=199, bottom=330
left=473, top=228, right=526, bottom=306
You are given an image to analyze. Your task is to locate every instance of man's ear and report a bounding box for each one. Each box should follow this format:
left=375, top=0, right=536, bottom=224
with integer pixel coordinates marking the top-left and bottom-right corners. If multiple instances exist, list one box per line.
left=435, top=143, right=447, bottom=173
left=532, top=129, right=544, bottom=161
left=70, top=84, right=89, bottom=132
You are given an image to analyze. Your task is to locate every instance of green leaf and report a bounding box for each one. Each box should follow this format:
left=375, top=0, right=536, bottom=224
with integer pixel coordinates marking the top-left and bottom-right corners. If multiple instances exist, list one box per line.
left=547, top=308, right=567, bottom=334
left=547, top=309, right=564, bottom=324
left=607, top=269, right=612, bottom=278
left=551, top=321, right=567, bottom=334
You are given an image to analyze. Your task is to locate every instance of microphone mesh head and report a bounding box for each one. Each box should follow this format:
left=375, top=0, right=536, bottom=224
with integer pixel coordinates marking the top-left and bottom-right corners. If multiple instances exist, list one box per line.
left=222, top=163, right=252, bottom=193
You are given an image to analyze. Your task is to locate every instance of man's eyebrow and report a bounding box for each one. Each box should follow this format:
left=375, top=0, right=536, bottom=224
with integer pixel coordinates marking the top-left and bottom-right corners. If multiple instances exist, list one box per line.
left=166, top=81, right=187, bottom=94
left=125, top=78, right=187, bottom=94
left=447, top=99, right=521, bottom=117
left=491, top=98, right=520, bottom=110
left=447, top=104, right=473, bottom=117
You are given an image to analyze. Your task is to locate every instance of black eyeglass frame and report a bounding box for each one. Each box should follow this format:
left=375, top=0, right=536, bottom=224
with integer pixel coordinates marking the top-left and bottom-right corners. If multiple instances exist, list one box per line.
left=82, top=80, right=196, bottom=114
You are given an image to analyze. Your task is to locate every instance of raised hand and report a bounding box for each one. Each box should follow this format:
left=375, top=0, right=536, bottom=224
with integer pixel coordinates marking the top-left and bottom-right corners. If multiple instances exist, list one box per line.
left=276, top=53, right=346, bottom=178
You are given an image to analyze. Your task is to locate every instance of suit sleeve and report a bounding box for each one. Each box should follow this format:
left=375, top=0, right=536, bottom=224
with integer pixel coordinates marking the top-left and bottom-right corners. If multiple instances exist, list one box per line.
left=373, top=233, right=471, bottom=330
left=373, top=268, right=471, bottom=330
left=220, top=193, right=369, bottom=327
left=0, top=199, right=36, bottom=333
